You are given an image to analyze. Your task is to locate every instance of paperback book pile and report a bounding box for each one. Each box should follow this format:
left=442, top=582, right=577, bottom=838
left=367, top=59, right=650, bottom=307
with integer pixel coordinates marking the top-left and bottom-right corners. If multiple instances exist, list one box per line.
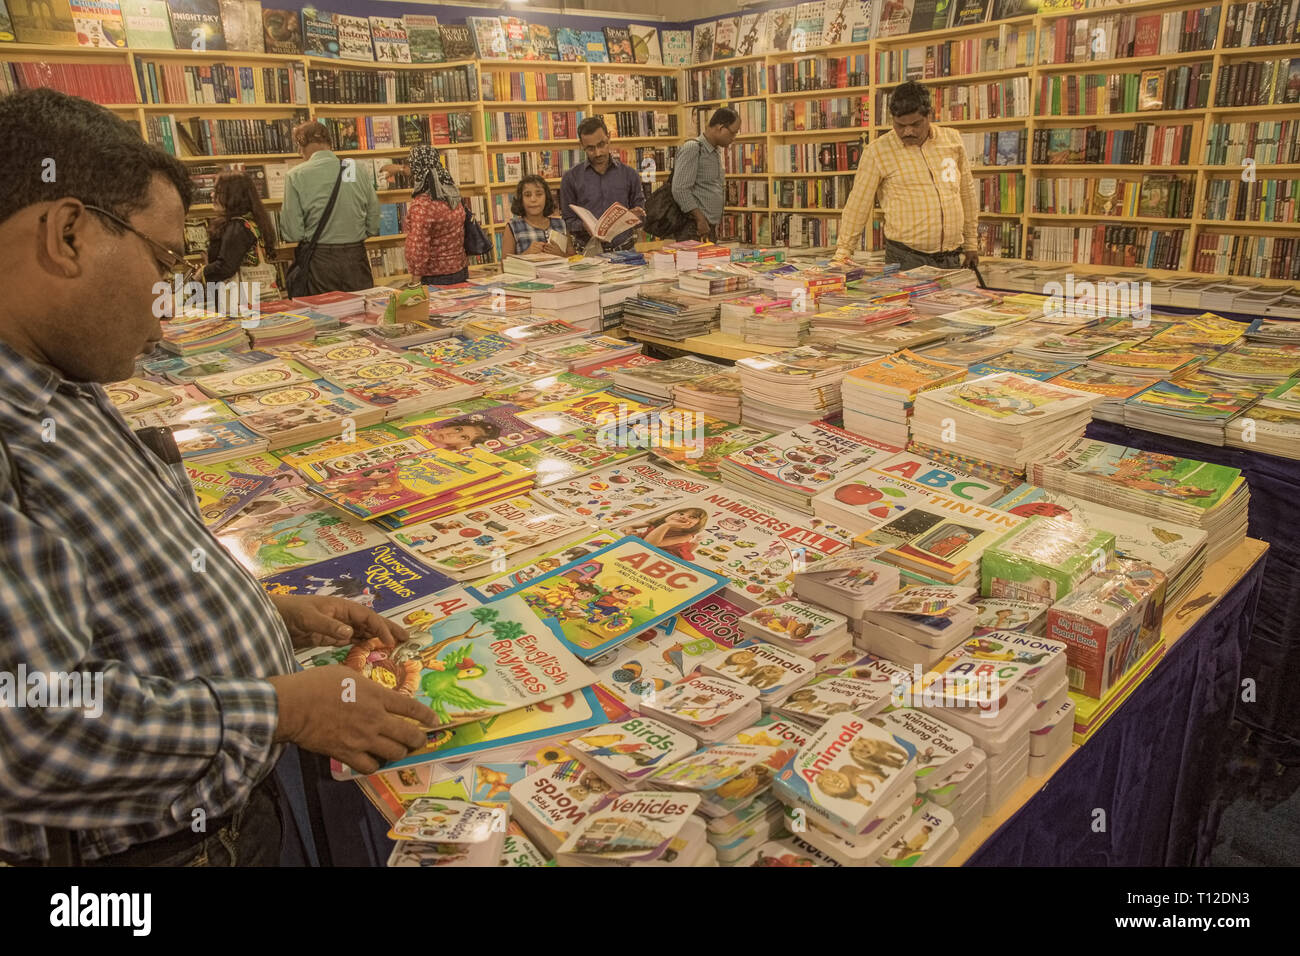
left=238, top=393, right=385, bottom=449
left=1014, top=329, right=1129, bottom=365
left=911, top=373, right=1103, bottom=472
left=700, top=642, right=817, bottom=706
left=408, top=334, right=528, bottom=373
left=857, top=585, right=979, bottom=669
left=671, top=371, right=743, bottom=421
left=245, top=311, right=316, bottom=348
left=1047, top=559, right=1166, bottom=698
left=1226, top=377, right=1300, bottom=459
left=719, top=421, right=899, bottom=513
left=159, top=315, right=248, bottom=355
left=290, top=291, right=365, bottom=322
left=726, top=308, right=812, bottom=347
left=734, top=345, right=870, bottom=431
left=855, top=494, right=1026, bottom=587
left=498, top=319, right=589, bottom=349
left=530, top=335, right=643, bottom=370
left=1029, top=439, right=1249, bottom=564
left=910, top=287, right=1003, bottom=315
left=738, top=600, right=851, bottom=658
left=677, top=269, right=753, bottom=299
left=610, top=356, right=727, bottom=402
left=794, top=550, right=902, bottom=619
left=719, top=293, right=792, bottom=337
left=364, top=321, right=451, bottom=349
left=841, top=350, right=968, bottom=447
left=386, top=798, right=506, bottom=867
left=288, top=340, right=398, bottom=374
left=1048, top=367, right=1153, bottom=423
left=807, top=303, right=913, bottom=345
left=1201, top=344, right=1300, bottom=384
left=772, top=713, right=918, bottom=864
left=620, top=283, right=721, bottom=340
left=967, top=353, right=1081, bottom=382
left=172, top=421, right=269, bottom=464
left=1086, top=342, right=1202, bottom=380
left=980, top=516, right=1115, bottom=605
left=840, top=316, right=956, bottom=356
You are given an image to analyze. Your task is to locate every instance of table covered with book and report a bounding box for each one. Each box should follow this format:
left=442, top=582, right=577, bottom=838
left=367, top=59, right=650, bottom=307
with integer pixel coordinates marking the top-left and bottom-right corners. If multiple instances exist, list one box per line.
left=114, top=243, right=1295, bottom=866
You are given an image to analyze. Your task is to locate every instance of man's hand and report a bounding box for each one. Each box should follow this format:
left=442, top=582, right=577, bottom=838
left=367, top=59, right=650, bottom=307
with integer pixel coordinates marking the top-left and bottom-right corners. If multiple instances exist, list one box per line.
left=831, top=250, right=852, bottom=265
left=271, top=593, right=409, bottom=651
left=962, top=250, right=980, bottom=270
left=693, top=210, right=711, bottom=240
left=631, top=206, right=646, bottom=221
left=268, top=665, right=437, bottom=775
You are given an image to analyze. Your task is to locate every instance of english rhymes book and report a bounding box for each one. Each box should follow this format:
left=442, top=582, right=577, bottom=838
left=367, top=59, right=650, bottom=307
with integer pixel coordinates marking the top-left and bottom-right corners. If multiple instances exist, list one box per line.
left=489, top=537, right=729, bottom=661
left=337, top=594, right=596, bottom=730
left=334, top=12, right=372, bottom=60
left=529, top=460, right=718, bottom=529
left=261, top=542, right=455, bottom=616
left=165, top=0, right=223, bottom=48
left=393, top=496, right=590, bottom=579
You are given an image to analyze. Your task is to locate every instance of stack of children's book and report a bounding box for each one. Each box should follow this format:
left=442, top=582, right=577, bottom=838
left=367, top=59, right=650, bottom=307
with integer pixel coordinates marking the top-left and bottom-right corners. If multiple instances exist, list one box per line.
left=841, top=349, right=968, bottom=447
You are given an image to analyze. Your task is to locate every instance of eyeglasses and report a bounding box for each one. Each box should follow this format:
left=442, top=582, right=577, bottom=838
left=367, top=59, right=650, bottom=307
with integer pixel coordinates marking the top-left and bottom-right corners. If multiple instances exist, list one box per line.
left=81, top=204, right=189, bottom=279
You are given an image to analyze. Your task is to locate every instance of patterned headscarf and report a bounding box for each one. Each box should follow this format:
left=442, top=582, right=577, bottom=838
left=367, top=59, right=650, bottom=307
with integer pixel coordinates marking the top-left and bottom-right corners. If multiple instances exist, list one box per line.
left=410, top=144, right=461, bottom=209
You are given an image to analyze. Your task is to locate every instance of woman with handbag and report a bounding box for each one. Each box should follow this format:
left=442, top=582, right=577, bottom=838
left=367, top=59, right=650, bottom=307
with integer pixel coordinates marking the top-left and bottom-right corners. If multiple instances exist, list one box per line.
left=201, top=171, right=283, bottom=310
left=403, top=145, right=471, bottom=287
left=281, top=120, right=379, bottom=295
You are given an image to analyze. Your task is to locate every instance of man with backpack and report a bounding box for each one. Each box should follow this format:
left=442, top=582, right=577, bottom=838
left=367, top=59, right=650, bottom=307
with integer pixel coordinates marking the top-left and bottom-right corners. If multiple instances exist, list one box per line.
left=670, top=108, right=741, bottom=242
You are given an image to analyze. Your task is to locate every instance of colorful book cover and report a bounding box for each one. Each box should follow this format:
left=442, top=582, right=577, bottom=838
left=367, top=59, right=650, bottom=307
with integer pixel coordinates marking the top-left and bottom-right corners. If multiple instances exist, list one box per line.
left=580, top=29, right=608, bottom=62
left=556, top=791, right=701, bottom=864
left=292, top=436, right=438, bottom=483
left=217, top=497, right=390, bottom=577
left=172, top=420, right=265, bottom=460
left=968, top=354, right=1079, bottom=381
left=498, top=14, right=531, bottom=58
left=184, top=466, right=275, bottom=528
left=10, top=0, right=79, bottom=44
left=527, top=22, right=557, bottom=59
left=485, top=372, right=606, bottom=409
left=336, top=594, right=596, bottom=730
left=438, top=22, right=472, bottom=60
left=589, top=612, right=726, bottom=707
left=307, top=448, right=502, bottom=520
left=495, top=429, right=647, bottom=487
left=122, top=0, right=175, bottom=47
left=925, top=372, right=1101, bottom=423
left=659, top=28, right=690, bottom=66
left=299, top=5, right=337, bottom=56
left=393, top=496, right=590, bottom=579
left=792, top=1, right=826, bottom=47
left=409, top=403, right=548, bottom=454
left=333, top=12, right=371, bottom=60
left=859, top=495, right=1024, bottom=580
left=568, top=716, right=698, bottom=782
left=519, top=390, right=659, bottom=437
left=489, top=537, right=729, bottom=661
left=691, top=21, right=713, bottom=64
left=530, top=460, right=717, bottom=528
left=402, top=12, right=441, bottom=62
left=72, top=0, right=126, bottom=46
left=711, top=16, right=738, bottom=58
left=768, top=6, right=794, bottom=51
left=724, top=422, right=900, bottom=497
left=468, top=530, right=620, bottom=602
left=165, top=0, right=223, bottom=48
left=650, top=423, right=777, bottom=483
left=554, top=25, right=582, bottom=61
left=262, top=542, right=456, bottom=615
left=619, top=488, right=856, bottom=608
left=701, top=640, right=815, bottom=700
left=629, top=23, right=660, bottom=65
left=389, top=797, right=501, bottom=844
left=602, top=25, right=633, bottom=63
left=845, top=349, right=967, bottom=396
left=467, top=14, right=506, bottom=58
left=368, top=14, right=409, bottom=62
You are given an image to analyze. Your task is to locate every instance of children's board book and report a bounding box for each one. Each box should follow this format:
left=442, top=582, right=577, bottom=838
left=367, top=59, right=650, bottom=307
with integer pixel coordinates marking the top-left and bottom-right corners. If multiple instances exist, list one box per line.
left=487, top=537, right=729, bottom=661
left=509, top=758, right=617, bottom=854
left=588, top=613, right=725, bottom=707
left=555, top=791, right=702, bottom=865
left=530, top=460, right=718, bottom=529
left=388, top=797, right=503, bottom=844
left=640, top=671, right=761, bottom=730
left=334, top=594, right=595, bottom=731
left=568, top=715, right=699, bottom=784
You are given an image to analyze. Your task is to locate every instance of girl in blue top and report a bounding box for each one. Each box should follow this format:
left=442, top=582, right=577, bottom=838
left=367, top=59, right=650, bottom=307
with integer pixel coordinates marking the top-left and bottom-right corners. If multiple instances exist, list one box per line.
left=501, top=174, right=572, bottom=257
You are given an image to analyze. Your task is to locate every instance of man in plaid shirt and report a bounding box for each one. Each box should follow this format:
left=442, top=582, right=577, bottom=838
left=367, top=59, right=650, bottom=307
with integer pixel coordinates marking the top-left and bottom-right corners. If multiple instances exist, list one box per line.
left=833, top=80, right=981, bottom=272
left=0, top=89, right=437, bottom=866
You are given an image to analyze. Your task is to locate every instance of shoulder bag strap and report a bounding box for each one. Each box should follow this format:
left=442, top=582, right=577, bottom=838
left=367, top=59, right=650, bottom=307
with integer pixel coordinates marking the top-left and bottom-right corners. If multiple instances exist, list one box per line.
left=305, top=161, right=346, bottom=250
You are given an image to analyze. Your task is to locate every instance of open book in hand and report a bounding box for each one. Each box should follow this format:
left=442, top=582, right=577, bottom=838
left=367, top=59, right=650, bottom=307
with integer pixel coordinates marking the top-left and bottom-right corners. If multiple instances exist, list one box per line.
left=570, top=203, right=642, bottom=241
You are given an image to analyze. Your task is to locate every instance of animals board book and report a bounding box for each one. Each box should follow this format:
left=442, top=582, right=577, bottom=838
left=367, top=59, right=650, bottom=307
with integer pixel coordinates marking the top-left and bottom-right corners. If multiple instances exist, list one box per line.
left=260, top=542, right=455, bottom=615
left=495, top=429, right=648, bottom=487
left=488, top=537, right=729, bottom=661
left=769, top=672, right=894, bottom=728
left=864, top=710, right=973, bottom=786
left=183, top=466, right=275, bottom=530
left=555, top=791, right=702, bottom=865
left=509, top=758, right=618, bottom=855
left=466, top=531, right=619, bottom=601
left=529, top=460, right=719, bottom=529
left=773, top=711, right=919, bottom=836
left=334, top=594, right=596, bottom=732
left=700, top=641, right=816, bottom=702
left=568, top=716, right=699, bottom=788
left=392, top=496, right=590, bottom=580
left=638, top=671, right=762, bottom=744
left=617, top=487, right=855, bottom=609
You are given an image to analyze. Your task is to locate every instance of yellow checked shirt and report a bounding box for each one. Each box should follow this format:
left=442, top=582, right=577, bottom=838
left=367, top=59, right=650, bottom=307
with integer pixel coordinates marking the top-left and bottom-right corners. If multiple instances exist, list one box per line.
left=835, top=125, right=978, bottom=258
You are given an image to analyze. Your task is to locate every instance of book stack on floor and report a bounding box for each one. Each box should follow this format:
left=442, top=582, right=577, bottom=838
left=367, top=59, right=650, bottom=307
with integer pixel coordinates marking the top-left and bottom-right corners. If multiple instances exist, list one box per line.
left=841, top=350, right=968, bottom=448
left=911, top=373, right=1103, bottom=474
left=1029, top=439, right=1249, bottom=564
left=733, top=345, right=871, bottom=431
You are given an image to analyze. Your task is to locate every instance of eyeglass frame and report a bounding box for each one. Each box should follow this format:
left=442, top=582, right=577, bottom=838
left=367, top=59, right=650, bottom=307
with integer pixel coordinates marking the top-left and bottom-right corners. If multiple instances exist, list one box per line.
left=41, top=202, right=190, bottom=279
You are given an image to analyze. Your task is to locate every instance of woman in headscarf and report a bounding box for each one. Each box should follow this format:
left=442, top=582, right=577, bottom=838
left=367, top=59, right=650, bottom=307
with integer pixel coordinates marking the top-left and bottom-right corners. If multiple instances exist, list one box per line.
left=402, top=144, right=470, bottom=287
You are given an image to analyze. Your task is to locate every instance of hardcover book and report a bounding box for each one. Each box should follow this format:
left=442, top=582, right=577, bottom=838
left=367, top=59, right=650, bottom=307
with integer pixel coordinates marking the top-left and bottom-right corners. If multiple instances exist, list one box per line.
left=467, top=14, right=506, bottom=58
left=300, top=5, right=336, bottom=57
left=602, top=25, right=633, bottom=64
left=368, top=15, right=409, bottom=63
left=403, top=13, right=440, bottom=62
left=438, top=22, right=473, bottom=60
left=123, top=0, right=175, bottom=48
left=72, top=0, right=126, bottom=46
left=165, top=0, right=223, bottom=49
left=260, top=5, right=299, bottom=53
left=216, top=0, right=257, bottom=51
left=629, top=23, right=660, bottom=65
left=334, top=12, right=372, bottom=60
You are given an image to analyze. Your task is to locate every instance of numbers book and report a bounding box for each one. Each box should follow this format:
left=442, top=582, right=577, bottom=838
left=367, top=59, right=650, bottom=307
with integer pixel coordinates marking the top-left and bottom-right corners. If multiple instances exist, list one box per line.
left=260, top=542, right=455, bottom=616
left=393, top=496, right=591, bottom=580
left=618, top=488, right=855, bottom=609
left=488, top=537, right=729, bottom=661
left=335, top=595, right=595, bottom=732
left=530, top=460, right=717, bottom=529
left=568, top=716, right=699, bottom=788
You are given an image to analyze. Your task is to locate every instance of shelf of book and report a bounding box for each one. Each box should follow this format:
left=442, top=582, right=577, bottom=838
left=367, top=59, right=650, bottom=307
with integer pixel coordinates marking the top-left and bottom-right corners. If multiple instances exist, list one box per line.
left=768, top=84, right=873, bottom=99
left=877, top=68, right=1029, bottom=88
left=1037, top=51, right=1218, bottom=73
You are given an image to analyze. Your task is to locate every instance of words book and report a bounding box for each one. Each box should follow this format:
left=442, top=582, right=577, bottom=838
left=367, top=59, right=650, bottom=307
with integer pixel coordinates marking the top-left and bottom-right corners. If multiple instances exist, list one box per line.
left=509, top=758, right=617, bottom=855
left=488, top=537, right=728, bottom=661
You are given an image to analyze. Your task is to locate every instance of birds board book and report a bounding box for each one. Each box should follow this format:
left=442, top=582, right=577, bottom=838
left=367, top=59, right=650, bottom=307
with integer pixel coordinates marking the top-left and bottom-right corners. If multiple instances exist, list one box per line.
left=773, top=711, right=919, bottom=836
left=622, top=489, right=857, bottom=609
left=392, top=495, right=590, bottom=580
left=568, top=716, right=699, bottom=788
left=529, top=460, right=718, bottom=529
left=260, top=542, right=456, bottom=615
left=337, top=595, right=596, bottom=733
left=638, top=672, right=762, bottom=743
left=487, top=537, right=729, bottom=662
left=555, top=791, right=702, bottom=865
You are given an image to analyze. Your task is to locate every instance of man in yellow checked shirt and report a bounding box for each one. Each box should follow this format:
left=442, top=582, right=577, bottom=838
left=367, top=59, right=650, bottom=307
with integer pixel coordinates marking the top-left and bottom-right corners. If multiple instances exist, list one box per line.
left=832, top=80, right=980, bottom=272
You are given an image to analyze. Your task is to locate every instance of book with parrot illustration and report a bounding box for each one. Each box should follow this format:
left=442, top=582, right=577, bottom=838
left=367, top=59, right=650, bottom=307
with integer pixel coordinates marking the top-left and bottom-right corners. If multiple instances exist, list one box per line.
left=260, top=542, right=455, bottom=616
left=333, top=594, right=597, bottom=732
left=487, top=537, right=729, bottom=661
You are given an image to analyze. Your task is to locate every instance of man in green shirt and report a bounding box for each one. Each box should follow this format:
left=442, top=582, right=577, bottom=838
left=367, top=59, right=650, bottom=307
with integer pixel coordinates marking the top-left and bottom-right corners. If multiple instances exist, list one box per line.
left=281, top=120, right=381, bottom=294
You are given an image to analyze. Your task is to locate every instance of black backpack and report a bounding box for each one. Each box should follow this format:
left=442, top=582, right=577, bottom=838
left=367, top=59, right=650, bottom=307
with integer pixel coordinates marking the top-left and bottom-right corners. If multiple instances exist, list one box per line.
left=642, top=146, right=692, bottom=239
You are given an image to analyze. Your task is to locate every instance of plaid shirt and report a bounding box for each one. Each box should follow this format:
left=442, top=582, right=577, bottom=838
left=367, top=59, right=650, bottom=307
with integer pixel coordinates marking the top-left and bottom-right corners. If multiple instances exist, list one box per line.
left=0, top=339, right=295, bottom=862
left=835, top=125, right=978, bottom=258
